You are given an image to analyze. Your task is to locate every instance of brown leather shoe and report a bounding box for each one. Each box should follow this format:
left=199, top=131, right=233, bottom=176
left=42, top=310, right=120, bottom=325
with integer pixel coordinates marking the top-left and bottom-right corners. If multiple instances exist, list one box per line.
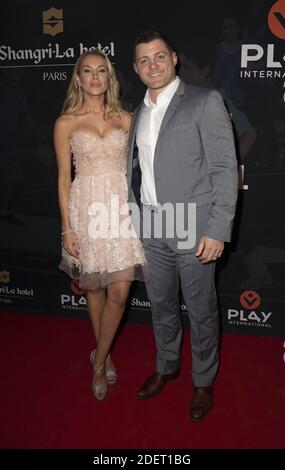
left=137, top=370, right=179, bottom=399
left=189, top=386, right=213, bottom=421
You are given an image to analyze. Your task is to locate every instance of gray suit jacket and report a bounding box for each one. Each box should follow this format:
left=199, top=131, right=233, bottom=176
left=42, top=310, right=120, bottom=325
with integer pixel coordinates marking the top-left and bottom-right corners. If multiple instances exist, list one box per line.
left=127, top=80, right=238, bottom=253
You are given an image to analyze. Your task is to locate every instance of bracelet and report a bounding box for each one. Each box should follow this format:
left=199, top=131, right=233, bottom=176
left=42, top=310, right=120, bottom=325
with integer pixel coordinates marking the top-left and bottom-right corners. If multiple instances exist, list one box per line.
left=61, top=229, right=74, bottom=235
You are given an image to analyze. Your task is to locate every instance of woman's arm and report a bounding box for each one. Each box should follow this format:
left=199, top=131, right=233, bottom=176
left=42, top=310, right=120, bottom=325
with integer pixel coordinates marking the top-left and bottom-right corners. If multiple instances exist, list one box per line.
left=54, top=115, right=79, bottom=258
left=54, top=115, right=72, bottom=232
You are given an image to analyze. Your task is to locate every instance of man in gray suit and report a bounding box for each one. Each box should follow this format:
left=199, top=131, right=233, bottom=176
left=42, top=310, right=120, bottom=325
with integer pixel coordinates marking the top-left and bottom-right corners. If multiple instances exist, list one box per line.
left=127, top=31, right=238, bottom=421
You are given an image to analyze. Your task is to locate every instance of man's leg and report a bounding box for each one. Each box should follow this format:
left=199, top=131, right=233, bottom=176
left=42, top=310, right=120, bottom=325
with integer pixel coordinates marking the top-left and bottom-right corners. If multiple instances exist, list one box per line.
left=178, top=255, right=219, bottom=419
left=143, top=236, right=182, bottom=374
left=177, top=255, right=219, bottom=386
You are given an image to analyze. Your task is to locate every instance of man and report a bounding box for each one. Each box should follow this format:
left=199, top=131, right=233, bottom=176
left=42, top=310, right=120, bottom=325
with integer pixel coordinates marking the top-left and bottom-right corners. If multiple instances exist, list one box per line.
left=127, top=31, right=238, bottom=421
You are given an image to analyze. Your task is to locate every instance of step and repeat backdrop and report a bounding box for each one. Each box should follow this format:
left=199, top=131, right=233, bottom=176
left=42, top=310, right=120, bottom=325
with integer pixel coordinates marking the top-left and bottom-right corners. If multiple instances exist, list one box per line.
left=1, top=0, right=284, bottom=337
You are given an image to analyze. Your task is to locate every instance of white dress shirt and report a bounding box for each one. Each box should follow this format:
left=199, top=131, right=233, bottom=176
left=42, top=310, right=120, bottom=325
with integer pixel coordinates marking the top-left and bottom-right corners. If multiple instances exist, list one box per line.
left=136, top=77, right=180, bottom=206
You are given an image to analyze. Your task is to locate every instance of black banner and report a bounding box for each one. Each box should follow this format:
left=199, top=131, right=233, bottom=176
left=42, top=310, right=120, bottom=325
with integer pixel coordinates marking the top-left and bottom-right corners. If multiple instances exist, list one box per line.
left=1, top=0, right=285, bottom=337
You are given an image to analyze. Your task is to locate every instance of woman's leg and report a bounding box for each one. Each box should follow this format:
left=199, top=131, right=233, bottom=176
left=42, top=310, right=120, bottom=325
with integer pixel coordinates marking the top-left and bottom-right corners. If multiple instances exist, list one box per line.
left=88, top=281, right=131, bottom=396
left=95, top=281, right=131, bottom=366
left=86, top=288, right=108, bottom=398
left=86, top=287, right=106, bottom=342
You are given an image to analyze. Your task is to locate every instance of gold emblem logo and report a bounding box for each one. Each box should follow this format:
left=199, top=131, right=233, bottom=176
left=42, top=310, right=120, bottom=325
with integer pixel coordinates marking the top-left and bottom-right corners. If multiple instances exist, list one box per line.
left=43, top=7, right=63, bottom=37
left=0, top=271, right=10, bottom=283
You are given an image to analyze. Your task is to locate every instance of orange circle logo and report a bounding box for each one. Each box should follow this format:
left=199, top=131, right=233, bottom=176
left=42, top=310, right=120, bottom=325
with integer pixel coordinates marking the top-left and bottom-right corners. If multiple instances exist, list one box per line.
left=71, top=278, right=86, bottom=295
left=240, top=291, right=261, bottom=310
left=268, top=0, right=285, bottom=39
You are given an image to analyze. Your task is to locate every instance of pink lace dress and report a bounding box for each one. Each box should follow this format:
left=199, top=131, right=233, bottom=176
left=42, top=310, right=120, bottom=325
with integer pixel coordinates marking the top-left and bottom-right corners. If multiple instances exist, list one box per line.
left=59, top=128, right=147, bottom=289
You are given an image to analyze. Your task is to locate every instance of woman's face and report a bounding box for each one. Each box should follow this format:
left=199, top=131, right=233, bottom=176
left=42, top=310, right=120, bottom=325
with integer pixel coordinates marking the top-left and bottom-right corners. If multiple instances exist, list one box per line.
left=77, top=54, right=109, bottom=97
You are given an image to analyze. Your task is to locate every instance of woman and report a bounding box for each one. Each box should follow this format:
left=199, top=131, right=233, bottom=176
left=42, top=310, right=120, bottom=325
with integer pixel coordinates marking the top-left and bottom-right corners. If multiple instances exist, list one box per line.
left=54, top=49, right=146, bottom=400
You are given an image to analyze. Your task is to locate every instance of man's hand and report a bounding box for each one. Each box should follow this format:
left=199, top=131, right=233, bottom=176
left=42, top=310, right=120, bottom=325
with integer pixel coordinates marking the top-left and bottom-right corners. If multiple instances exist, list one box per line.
left=195, top=235, right=224, bottom=264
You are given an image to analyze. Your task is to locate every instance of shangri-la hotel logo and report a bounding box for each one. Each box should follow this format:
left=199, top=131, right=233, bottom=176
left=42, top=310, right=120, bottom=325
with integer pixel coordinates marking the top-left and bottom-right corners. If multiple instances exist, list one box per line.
left=42, top=7, right=63, bottom=37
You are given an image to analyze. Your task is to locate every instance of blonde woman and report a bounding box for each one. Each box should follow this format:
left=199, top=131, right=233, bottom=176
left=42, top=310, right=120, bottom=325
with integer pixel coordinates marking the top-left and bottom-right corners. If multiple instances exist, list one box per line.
left=54, top=49, right=146, bottom=400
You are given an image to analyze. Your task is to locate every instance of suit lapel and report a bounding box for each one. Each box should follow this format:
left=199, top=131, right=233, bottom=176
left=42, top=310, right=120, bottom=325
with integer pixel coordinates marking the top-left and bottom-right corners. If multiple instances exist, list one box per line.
left=129, top=103, right=144, bottom=153
left=155, top=80, right=186, bottom=144
left=127, top=102, right=144, bottom=194
left=128, top=80, right=186, bottom=193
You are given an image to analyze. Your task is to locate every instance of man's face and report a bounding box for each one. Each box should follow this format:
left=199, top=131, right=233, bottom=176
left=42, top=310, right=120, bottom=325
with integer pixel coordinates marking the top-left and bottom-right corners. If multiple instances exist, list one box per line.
left=134, top=39, right=177, bottom=93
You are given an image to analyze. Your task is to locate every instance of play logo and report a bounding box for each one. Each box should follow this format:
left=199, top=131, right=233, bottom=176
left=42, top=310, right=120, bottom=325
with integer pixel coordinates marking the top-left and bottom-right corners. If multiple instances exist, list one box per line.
left=240, top=290, right=261, bottom=310
left=268, top=0, right=285, bottom=39
left=228, top=290, right=272, bottom=327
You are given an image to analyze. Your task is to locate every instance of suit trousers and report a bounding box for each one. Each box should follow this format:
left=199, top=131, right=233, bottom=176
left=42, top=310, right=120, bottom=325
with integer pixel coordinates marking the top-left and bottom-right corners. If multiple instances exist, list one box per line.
left=141, top=208, right=220, bottom=387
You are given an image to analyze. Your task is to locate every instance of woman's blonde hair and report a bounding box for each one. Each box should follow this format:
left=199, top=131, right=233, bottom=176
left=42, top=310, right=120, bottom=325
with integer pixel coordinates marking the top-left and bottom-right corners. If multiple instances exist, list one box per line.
left=62, top=49, right=122, bottom=118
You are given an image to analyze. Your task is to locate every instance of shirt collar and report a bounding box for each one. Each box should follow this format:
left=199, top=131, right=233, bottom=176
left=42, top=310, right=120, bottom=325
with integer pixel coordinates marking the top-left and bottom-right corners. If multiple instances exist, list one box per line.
left=144, top=76, right=180, bottom=107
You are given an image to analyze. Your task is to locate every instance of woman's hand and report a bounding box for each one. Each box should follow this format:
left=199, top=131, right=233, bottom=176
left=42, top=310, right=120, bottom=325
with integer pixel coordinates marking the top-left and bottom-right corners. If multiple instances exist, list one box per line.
left=63, top=232, right=80, bottom=258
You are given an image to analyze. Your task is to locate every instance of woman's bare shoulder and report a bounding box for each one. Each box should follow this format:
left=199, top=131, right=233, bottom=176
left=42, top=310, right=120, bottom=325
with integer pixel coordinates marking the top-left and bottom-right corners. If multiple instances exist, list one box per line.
left=54, top=113, right=77, bottom=135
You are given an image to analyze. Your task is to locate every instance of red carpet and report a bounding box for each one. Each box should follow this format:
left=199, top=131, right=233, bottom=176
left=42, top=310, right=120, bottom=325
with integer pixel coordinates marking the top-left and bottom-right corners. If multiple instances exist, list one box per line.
left=0, top=311, right=284, bottom=449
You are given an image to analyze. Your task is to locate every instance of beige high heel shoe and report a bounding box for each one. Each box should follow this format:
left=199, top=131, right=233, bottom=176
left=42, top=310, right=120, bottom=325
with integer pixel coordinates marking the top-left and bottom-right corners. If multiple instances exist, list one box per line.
left=106, top=354, right=118, bottom=386
left=90, top=350, right=118, bottom=386
left=90, top=350, right=107, bottom=400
